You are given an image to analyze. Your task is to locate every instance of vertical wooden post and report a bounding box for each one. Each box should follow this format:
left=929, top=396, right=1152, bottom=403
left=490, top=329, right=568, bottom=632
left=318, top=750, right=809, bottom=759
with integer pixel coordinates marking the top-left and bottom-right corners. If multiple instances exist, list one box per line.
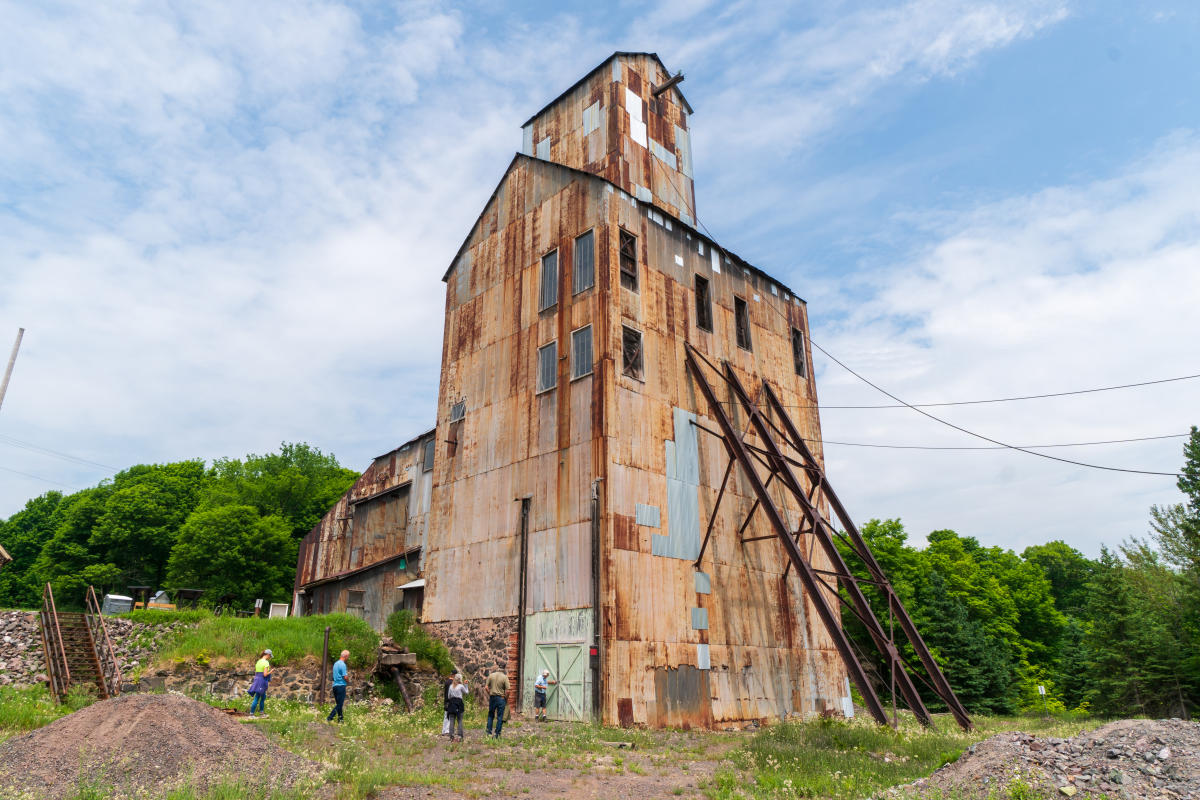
left=319, top=626, right=331, bottom=704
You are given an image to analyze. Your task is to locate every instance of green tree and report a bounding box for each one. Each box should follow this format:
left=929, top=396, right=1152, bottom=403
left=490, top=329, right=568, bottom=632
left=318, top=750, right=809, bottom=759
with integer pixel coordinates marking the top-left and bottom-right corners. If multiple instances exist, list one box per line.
left=201, top=442, right=358, bottom=538
left=1022, top=541, right=1097, bottom=616
left=0, top=491, right=63, bottom=607
left=166, top=506, right=297, bottom=608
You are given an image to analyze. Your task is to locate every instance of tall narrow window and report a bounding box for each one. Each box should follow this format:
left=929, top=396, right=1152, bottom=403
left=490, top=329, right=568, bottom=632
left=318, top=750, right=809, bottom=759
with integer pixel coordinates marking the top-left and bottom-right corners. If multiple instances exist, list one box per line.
left=619, top=229, right=638, bottom=291
left=422, top=439, right=435, bottom=472
left=573, top=230, right=595, bottom=294
left=537, top=342, right=557, bottom=392
left=539, top=250, right=558, bottom=311
left=791, top=328, right=807, bottom=378
left=695, top=275, right=712, bottom=331
left=734, top=297, right=752, bottom=351
left=571, top=325, right=593, bottom=379
left=621, top=326, right=644, bottom=381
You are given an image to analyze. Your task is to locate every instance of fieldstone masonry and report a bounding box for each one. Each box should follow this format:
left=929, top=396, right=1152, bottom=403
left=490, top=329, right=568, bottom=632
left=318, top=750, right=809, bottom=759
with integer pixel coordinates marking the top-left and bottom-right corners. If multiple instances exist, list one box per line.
left=423, top=615, right=519, bottom=705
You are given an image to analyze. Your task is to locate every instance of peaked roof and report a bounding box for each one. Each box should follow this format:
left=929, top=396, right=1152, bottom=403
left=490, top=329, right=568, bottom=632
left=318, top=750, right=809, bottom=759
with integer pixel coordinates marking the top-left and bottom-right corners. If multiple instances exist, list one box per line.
left=440, top=154, right=805, bottom=304
left=521, top=51, right=693, bottom=128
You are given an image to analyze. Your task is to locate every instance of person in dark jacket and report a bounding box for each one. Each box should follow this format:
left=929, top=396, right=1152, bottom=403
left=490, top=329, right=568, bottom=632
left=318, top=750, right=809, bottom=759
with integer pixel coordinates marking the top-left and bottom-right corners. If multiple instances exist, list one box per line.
left=445, top=673, right=468, bottom=742
left=248, top=648, right=272, bottom=717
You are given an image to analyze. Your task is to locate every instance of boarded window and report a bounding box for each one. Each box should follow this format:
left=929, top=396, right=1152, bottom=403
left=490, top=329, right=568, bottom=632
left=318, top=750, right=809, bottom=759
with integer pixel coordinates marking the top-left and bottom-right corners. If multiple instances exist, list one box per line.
left=571, top=325, right=593, bottom=379
left=540, top=250, right=558, bottom=311
left=422, top=439, right=434, bottom=472
left=619, top=229, right=638, bottom=291
left=791, top=328, right=807, bottom=378
left=621, top=326, right=644, bottom=381
left=537, top=341, right=557, bottom=392
left=573, top=230, right=594, bottom=293
left=347, top=590, right=364, bottom=608
left=695, top=275, right=712, bottom=331
left=735, top=297, right=752, bottom=351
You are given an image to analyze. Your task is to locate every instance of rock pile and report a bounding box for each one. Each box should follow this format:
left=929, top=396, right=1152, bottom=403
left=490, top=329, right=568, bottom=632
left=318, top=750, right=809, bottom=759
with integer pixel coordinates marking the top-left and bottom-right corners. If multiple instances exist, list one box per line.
left=0, top=610, right=190, bottom=689
left=897, top=718, right=1200, bottom=799
left=0, top=692, right=319, bottom=798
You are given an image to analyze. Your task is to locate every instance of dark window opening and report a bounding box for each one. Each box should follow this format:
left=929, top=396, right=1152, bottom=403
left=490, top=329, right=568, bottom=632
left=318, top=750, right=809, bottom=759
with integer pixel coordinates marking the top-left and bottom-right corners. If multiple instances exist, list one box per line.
left=449, top=400, right=466, bottom=423
left=539, top=250, right=558, bottom=311
left=537, top=342, right=557, bottom=392
left=619, top=229, right=638, bottom=291
left=422, top=439, right=435, bottom=472
left=347, top=590, right=365, bottom=608
left=791, top=328, right=807, bottom=378
left=574, top=230, right=594, bottom=294
left=621, top=326, right=644, bottom=381
left=695, top=275, right=712, bottom=331
left=734, top=297, right=752, bottom=351
left=571, top=325, right=593, bottom=379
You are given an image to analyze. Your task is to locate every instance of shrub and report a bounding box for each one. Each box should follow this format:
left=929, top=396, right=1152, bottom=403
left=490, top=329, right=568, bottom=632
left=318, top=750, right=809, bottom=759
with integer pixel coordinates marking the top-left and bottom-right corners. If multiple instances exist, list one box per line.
left=385, top=610, right=454, bottom=674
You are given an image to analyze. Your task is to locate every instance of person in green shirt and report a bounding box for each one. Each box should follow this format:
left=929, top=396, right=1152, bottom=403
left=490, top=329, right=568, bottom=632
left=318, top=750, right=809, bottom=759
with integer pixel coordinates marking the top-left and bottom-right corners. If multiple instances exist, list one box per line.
left=248, top=648, right=272, bottom=717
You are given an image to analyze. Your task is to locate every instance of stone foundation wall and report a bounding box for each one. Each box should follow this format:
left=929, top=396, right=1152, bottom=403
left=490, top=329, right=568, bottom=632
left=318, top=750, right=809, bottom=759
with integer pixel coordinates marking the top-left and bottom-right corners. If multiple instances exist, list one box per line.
left=423, top=615, right=518, bottom=705
left=130, top=663, right=332, bottom=702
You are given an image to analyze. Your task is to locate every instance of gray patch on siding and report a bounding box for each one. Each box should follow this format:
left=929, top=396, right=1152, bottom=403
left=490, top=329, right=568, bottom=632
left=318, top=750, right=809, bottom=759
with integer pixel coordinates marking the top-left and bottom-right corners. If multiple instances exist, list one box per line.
left=455, top=250, right=472, bottom=303
left=652, top=408, right=701, bottom=561
left=675, top=125, right=693, bottom=178
left=650, top=139, right=677, bottom=170
left=694, top=571, right=711, bottom=594
left=611, top=58, right=621, bottom=82
left=679, top=211, right=693, bottom=226
left=522, top=124, right=533, bottom=156
left=536, top=136, right=551, bottom=160
left=635, top=503, right=661, bottom=528
left=691, top=608, right=709, bottom=630
left=634, top=183, right=653, bottom=203
left=697, top=643, right=710, bottom=670
left=583, top=101, right=601, bottom=135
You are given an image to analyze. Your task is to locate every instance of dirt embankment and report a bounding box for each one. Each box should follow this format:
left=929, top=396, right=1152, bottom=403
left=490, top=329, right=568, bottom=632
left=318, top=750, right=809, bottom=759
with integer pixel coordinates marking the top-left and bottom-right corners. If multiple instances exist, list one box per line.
left=0, top=693, right=319, bottom=798
left=896, top=718, right=1200, bottom=799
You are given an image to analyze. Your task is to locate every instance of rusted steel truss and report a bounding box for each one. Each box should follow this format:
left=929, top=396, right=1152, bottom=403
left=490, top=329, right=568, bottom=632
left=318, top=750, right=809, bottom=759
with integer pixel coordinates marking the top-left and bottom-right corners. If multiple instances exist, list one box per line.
left=683, top=344, right=972, bottom=731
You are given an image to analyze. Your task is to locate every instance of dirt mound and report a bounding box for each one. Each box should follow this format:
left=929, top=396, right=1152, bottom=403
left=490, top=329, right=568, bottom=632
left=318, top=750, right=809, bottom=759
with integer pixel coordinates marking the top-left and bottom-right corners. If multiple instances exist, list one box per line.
left=0, top=692, right=320, bottom=798
left=894, top=718, right=1200, bottom=799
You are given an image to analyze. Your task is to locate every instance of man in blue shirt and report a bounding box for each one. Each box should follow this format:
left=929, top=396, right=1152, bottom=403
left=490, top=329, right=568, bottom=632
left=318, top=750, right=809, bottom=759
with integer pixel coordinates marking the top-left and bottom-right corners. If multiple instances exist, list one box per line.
left=326, top=649, right=350, bottom=723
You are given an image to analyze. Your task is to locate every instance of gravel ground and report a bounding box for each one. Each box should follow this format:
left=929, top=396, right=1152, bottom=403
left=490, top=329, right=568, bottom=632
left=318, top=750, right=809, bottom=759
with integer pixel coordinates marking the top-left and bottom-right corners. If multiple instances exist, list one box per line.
left=0, top=692, right=319, bottom=798
left=895, top=718, right=1200, bottom=799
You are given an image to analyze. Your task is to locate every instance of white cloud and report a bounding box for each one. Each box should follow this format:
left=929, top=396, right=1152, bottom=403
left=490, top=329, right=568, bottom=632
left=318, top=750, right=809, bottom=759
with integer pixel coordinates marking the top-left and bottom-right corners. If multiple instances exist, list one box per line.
left=812, top=133, right=1200, bottom=555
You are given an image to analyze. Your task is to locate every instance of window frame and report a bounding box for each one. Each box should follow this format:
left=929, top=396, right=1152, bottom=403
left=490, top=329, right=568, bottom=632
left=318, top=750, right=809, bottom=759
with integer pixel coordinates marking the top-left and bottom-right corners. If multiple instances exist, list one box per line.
left=618, top=228, right=638, bottom=292
left=536, top=341, right=558, bottom=394
left=539, top=249, right=559, bottom=312
left=734, top=296, right=753, bottom=351
left=573, top=229, right=595, bottom=295
left=570, top=324, right=594, bottom=381
left=422, top=439, right=435, bottom=472
left=621, top=324, right=645, bottom=382
left=791, top=327, right=808, bottom=378
left=695, top=274, right=713, bottom=332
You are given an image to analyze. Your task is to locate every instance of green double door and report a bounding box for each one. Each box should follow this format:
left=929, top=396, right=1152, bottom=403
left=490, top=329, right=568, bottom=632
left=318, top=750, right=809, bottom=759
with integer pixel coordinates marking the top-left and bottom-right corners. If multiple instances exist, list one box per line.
left=534, top=641, right=587, bottom=721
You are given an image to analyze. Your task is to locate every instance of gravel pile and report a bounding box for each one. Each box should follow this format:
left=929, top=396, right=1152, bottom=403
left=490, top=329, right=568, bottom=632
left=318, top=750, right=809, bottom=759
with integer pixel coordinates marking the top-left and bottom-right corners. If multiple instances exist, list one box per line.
left=896, top=719, right=1200, bottom=799
left=0, top=692, right=319, bottom=798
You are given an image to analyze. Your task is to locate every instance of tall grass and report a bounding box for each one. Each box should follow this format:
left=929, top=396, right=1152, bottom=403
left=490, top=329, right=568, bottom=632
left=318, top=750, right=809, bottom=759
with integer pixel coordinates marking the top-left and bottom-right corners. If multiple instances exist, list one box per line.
left=384, top=610, right=454, bottom=673
left=155, top=613, right=378, bottom=669
left=0, top=685, right=95, bottom=743
left=118, top=608, right=213, bottom=626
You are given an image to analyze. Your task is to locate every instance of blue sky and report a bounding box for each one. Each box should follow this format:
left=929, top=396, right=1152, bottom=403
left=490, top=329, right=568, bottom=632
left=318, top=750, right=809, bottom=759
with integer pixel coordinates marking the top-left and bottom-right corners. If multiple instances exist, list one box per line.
left=2, top=0, right=1198, bottom=556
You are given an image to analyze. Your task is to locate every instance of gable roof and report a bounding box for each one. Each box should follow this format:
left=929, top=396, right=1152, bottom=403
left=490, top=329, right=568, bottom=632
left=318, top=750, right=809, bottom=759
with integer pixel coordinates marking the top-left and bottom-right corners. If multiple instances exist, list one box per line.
left=521, top=51, right=693, bottom=128
left=440, top=154, right=805, bottom=304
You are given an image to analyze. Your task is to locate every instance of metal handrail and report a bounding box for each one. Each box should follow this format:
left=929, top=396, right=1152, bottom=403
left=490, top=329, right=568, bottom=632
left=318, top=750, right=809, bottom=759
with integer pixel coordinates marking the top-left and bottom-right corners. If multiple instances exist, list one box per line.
left=40, top=583, right=71, bottom=702
left=84, top=585, right=122, bottom=698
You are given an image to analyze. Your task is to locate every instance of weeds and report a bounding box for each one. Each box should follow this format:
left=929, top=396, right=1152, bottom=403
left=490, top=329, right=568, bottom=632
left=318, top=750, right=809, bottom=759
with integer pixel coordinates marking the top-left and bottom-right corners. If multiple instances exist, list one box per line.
left=155, top=613, right=378, bottom=669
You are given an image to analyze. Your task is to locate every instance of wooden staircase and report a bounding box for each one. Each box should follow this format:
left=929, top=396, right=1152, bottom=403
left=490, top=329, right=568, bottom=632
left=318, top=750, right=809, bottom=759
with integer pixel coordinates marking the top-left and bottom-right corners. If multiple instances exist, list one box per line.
left=39, top=584, right=122, bottom=702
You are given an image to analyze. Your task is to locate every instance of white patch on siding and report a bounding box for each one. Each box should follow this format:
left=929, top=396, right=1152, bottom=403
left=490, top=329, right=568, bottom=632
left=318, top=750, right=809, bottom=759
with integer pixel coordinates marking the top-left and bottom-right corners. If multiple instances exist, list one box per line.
left=843, top=677, right=855, bottom=718
left=521, top=125, right=533, bottom=156
left=698, top=241, right=705, bottom=255
left=625, top=88, right=642, bottom=119
left=664, top=219, right=672, bottom=230
left=650, top=139, right=677, bottom=170
left=635, top=503, right=661, bottom=528
left=675, top=124, right=693, bottom=177
left=710, top=249, right=720, bottom=274
left=793, top=297, right=801, bottom=306
left=635, top=184, right=652, bottom=202
left=674, top=254, right=684, bottom=266
left=629, top=117, right=647, bottom=147
left=582, top=101, right=601, bottom=135
left=770, top=284, right=779, bottom=296
left=697, top=643, right=710, bottom=670
left=783, top=292, right=790, bottom=301
left=753, top=294, right=761, bottom=302
left=536, top=136, right=550, bottom=160
left=612, top=58, right=621, bottom=82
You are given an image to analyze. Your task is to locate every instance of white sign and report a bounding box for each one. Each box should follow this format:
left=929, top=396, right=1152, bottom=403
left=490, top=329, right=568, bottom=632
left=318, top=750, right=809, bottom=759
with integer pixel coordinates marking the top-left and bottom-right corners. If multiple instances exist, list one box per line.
left=1038, top=684, right=1046, bottom=696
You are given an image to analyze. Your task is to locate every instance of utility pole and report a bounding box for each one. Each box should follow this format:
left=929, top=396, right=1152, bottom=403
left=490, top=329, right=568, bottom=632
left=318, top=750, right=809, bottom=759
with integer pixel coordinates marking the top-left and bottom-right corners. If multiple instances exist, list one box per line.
left=0, top=328, right=24, bottom=413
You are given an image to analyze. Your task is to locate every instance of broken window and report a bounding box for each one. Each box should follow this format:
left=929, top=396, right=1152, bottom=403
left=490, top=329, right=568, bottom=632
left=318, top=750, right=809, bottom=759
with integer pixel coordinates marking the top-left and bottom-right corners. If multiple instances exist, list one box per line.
left=734, top=296, right=752, bottom=351
left=537, top=341, right=557, bottom=393
left=571, top=325, right=593, bottom=379
left=621, top=325, right=644, bottom=381
left=695, top=275, right=712, bottom=332
left=539, top=249, right=558, bottom=311
left=619, top=229, right=638, bottom=292
left=449, top=400, right=466, bottom=423
left=791, top=328, right=807, bottom=378
left=347, top=590, right=365, bottom=608
left=573, top=230, right=594, bottom=294
left=422, top=439, right=434, bottom=472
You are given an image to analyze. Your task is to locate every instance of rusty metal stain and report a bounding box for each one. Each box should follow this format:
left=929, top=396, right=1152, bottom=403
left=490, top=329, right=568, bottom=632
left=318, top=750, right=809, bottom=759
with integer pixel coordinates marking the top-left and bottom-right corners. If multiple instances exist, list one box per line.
left=651, top=665, right=713, bottom=730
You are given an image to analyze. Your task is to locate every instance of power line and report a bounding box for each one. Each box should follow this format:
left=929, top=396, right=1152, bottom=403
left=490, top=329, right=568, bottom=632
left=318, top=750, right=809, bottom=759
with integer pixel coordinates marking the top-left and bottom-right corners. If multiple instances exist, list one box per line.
left=0, top=433, right=117, bottom=471
left=810, top=340, right=1180, bottom=477
left=790, top=373, right=1200, bottom=410
left=816, top=433, right=1189, bottom=451
left=0, top=464, right=76, bottom=489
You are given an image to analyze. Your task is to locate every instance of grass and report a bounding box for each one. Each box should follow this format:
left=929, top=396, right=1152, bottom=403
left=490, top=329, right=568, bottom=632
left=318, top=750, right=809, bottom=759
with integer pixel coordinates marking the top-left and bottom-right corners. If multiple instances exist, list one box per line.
left=118, top=608, right=214, bottom=626
left=154, top=613, right=379, bottom=669
left=0, top=685, right=96, bottom=744
left=385, top=609, right=455, bottom=673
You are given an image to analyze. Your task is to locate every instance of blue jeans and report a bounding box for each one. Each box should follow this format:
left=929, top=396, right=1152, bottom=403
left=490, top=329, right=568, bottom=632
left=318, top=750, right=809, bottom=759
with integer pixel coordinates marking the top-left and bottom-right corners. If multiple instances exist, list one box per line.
left=327, top=685, right=346, bottom=721
left=487, top=695, right=506, bottom=736
left=249, top=691, right=265, bottom=714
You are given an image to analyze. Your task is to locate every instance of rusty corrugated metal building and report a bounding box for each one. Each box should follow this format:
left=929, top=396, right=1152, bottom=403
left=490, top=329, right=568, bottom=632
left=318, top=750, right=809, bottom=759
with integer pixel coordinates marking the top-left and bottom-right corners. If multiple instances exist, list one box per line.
left=297, top=52, right=851, bottom=727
